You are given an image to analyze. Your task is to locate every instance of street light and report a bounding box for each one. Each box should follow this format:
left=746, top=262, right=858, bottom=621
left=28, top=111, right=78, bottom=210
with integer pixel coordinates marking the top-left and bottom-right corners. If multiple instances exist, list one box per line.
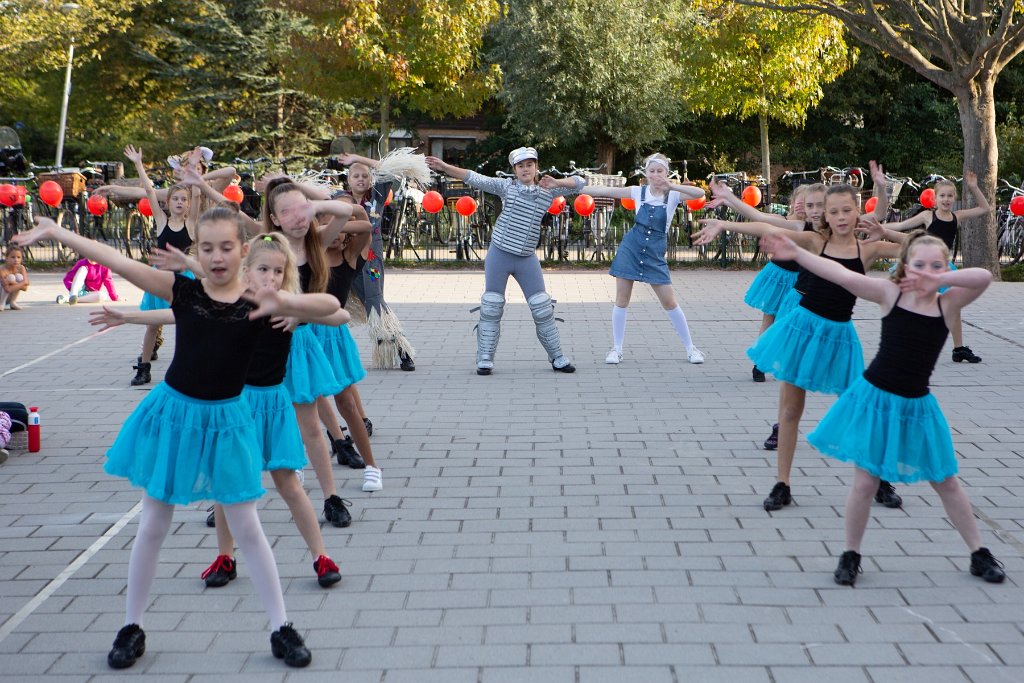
left=54, top=2, right=80, bottom=170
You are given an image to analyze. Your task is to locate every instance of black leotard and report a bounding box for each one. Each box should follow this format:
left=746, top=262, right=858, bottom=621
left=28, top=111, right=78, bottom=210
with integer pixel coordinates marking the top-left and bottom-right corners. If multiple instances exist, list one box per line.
left=773, top=221, right=817, bottom=273
left=245, top=326, right=292, bottom=387
left=325, top=256, right=365, bottom=307
left=863, top=294, right=948, bottom=398
left=157, top=222, right=193, bottom=252
left=795, top=241, right=864, bottom=322
left=927, top=211, right=957, bottom=250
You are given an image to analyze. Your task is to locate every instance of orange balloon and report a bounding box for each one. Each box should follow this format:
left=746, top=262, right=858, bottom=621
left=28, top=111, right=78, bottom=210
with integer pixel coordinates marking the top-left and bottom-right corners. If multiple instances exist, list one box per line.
left=87, top=195, right=108, bottom=216
left=455, top=196, right=478, bottom=217
left=223, top=185, right=244, bottom=203
left=39, top=180, right=63, bottom=207
left=138, top=197, right=153, bottom=217
left=548, top=196, right=566, bottom=215
left=741, top=185, right=762, bottom=207
left=574, top=194, right=595, bottom=216
left=919, top=188, right=936, bottom=209
left=384, top=188, right=394, bottom=206
left=864, top=196, right=878, bottom=213
left=0, top=184, right=15, bottom=207
left=422, top=190, right=443, bottom=214
left=621, top=197, right=636, bottom=211
left=686, top=195, right=707, bottom=211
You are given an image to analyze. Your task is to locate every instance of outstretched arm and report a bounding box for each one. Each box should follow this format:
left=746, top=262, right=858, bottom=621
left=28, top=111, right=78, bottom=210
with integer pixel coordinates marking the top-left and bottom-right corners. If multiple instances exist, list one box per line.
left=89, top=307, right=174, bottom=331
left=337, top=153, right=380, bottom=169
left=882, top=211, right=929, bottom=232
left=868, top=160, right=889, bottom=222
left=181, top=168, right=262, bottom=236
left=15, top=219, right=175, bottom=300
left=124, top=145, right=167, bottom=228
left=902, top=266, right=992, bottom=310
left=310, top=200, right=360, bottom=247
left=706, top=180, right=804, bottom=230
left=246, top=289, right=340, bottom=321
left=424, top=157, right=468, bottom=181
left=954, top=172, right=991, bottom=220
left=692, top=217, right=824, bottom=249
left=761, top=233, right=893, bottom=306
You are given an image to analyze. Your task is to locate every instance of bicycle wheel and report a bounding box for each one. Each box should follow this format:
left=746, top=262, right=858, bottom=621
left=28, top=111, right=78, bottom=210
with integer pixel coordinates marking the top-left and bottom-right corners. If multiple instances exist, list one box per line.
left=56, top=209, right=78, bottom=264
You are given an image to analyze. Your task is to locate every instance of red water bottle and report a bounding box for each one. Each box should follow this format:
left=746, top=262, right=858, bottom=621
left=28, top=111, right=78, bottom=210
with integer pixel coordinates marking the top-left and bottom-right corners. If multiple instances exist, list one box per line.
left=28, top=406, right=40, bottom=453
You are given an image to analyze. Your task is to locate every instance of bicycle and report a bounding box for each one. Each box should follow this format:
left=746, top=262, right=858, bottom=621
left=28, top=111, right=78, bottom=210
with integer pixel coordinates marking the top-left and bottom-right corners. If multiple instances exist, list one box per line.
left=0, top=174, right=36, bottom=260
left=996, top=178, right=1024, bottom=265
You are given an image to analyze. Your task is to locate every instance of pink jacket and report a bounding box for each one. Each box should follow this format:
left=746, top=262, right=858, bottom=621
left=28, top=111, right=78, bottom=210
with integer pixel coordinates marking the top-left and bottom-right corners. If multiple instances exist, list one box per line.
left=64, top=259, right=119, bottom=300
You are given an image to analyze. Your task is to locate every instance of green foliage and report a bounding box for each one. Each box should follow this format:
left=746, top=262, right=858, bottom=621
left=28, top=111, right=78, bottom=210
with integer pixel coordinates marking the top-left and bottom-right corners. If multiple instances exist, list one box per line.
left=681, top=0, right=852, bottom=126
left=490, top=0, right=688, bottom=168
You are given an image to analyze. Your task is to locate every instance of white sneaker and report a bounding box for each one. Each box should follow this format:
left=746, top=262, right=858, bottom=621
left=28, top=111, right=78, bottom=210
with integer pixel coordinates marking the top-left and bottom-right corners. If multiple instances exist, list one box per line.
left=687, top=347, right=705, bottom=364
left=605, top=348, right=623, bottom=364
left=362, top=466, right=382, bottom=492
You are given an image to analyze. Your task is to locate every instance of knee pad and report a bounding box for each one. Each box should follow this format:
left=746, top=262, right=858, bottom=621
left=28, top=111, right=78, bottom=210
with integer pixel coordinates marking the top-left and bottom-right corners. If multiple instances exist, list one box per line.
left=527, top=292, right=554, bottom=322
left=480, top=291, right=505, bottom=321
left=527, top=292, right=566, bottom=363
left=476, top=291, right=505, bottom=366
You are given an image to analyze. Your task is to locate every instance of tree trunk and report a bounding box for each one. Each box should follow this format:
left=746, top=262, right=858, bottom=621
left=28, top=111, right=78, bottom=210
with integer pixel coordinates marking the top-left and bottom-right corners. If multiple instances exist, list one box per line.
left=379, top=91, right=391, bottom=156
left=596, top=137, right=616, bottom=175
left=955, top=76, right=999, bottom=276
left=758, top=112, right=771, bottom=186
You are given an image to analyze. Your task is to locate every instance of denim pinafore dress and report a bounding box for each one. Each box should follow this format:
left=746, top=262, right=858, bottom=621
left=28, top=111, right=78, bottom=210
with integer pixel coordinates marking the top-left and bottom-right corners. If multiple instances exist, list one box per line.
left=608, top=186, right=671, bottom=285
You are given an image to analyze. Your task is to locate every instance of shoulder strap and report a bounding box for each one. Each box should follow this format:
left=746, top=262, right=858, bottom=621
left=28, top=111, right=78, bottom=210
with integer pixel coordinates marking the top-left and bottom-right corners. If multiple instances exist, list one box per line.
left=640, top=185, right=647, bottom=202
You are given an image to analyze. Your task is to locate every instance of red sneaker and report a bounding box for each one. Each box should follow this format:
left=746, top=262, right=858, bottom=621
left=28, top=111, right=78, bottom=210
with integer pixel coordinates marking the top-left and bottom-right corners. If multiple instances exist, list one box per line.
left=314, top=555, right=342, bottom=587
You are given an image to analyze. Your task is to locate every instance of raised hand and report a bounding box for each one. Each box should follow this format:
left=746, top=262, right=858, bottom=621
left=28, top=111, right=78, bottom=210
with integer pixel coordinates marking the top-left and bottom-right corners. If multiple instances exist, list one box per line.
left=271, top=315, right=299, bottom=332
left=760, top=233, right=799, bottom=261
left=899, top=269, right=942, bottom=297
left=691, top=219, right=726, bottom=246
left=424, top=156, right=446, bottom=172
left=857, top=215, right=885, bottom=243
left=123, top=145, right=143, bottom=165
left=869, top=160, right=885, bottom=189
left=180, top=167, right=204, bottom=187
left=538, top=175, right=559, bottom=189
left=244, top=286, right=286, bottom=320
left=964, top=171, right=979, bottom=187
left=149, top=245, right=189, bottom=272
left=337, top=153, right=358, bottom=166
left=709, top=179, right=735, bottom=199
left=88, top=306, right=127, bottom=331
left=12, top=217, right=59, bottom=246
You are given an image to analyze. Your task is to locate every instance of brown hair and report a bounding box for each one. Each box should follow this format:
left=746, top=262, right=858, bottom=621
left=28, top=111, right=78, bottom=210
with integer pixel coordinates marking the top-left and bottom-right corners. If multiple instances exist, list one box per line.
left=890, top=230, right=950, bottom=283
left=819, top=184, right=860, bottom=238
left=196, top=205, right=248, bottom=244
left=263, top=178, right=328, bottom=293
left=934, top=180, right=957, bottom=196
left=244, top=232, right=301, bottom=295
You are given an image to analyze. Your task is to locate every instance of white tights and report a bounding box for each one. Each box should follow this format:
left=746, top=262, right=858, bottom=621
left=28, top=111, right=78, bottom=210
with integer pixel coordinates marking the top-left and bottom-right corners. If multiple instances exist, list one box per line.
left=125, top=495, right=287, bottom=629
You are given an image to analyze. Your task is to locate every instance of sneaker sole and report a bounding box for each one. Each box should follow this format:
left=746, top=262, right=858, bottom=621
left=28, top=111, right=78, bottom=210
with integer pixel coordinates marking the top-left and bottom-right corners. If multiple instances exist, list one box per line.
left=362, top=484, right=382, bottom=492
left=317, top=573, right=342, bottom=587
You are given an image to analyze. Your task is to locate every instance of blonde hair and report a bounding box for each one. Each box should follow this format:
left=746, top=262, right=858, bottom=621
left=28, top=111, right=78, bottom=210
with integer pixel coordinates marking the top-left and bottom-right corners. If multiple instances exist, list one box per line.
left=787, top=185, right=810, bottom=220
left=644, top=153, right=670, bottom=171
left=244, top=233, right=301, bottom=294
left=934, top=180, right=957, bottom=196
left=890, top=230, right=950, bottom=283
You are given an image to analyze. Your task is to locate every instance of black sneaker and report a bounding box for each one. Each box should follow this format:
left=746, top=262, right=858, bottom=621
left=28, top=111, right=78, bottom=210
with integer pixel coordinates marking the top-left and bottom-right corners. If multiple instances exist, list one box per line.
left=763, top=481, right=792, bottom=511
left=108, top=624, right=146, bottom=669
left=201, top=555, right=237, bottom=588
left=874, top=480, right=903, bottom=508
left=130, top=362, right=151, bottom=387
left=752, top=365, right=766, bottom=382
left=763, top=423, right=779, bottom=450
left=399, top=352, right=416, bottom=371
left=332, top=435, right=365, bottom=469
left=552, top=360, right=576, bottom=373
left=205, top=505, right=216, bottom=528
left=834, top=550, right=862, bottom=586
left=323, top=495, right=352, bottom=528
left=313, top=555, right=342, bottom=587
left=270, top=622, right=312, bottom=667
left=952, top=346, right=982, bottom=363
left=363, top=417, right=373, bottom=437
left=970, top=547, right=1006, bottom=583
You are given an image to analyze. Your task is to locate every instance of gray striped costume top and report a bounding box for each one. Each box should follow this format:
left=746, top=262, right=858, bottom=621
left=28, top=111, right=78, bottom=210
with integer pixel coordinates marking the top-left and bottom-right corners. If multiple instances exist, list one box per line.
left=465, top=171, right=585, bottom=257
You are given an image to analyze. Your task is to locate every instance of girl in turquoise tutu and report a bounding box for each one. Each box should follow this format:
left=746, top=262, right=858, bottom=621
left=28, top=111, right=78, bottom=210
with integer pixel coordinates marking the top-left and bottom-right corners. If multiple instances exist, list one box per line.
left=92, top=233, right=350, bottom=591
left=14, top=209, right=344, bottom=669
left=760, top=230, right=1006, bottom=587
left=693, top=184, right=904, bottom=514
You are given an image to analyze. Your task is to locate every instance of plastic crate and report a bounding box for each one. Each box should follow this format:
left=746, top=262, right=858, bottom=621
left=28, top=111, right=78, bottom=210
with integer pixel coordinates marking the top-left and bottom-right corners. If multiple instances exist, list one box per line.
left=439, top=179, right=475, bottom=199
left=587, top=173, right=625, bottom=209
left=6, top=430, right=27, bottom=453
left=39, top=171, right=87, bottom=198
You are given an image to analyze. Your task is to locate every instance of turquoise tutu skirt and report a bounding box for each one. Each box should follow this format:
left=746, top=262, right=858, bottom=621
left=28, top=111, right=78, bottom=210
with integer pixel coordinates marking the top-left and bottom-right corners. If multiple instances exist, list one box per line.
left=242, top=384, right=307, bottom=471
left=774, top=286, right=804, bottom=321
left=743, top=262, right=799, bottom=315
left=808, top=377, right=958, bottom=484
left=283, top=324, right=344, bottom=404
left=311, top=323, right=366, bottom=390
left=104, top=383, right=265, bottom=505
left=747, top=305, right=864, bottom=394
left=140, top=269, right=196, bottom=310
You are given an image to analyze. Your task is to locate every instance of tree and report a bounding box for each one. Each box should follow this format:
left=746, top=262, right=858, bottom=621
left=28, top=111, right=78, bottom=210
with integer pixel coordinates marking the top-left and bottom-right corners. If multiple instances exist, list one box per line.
left=737, top=0, right=1024, bottom=273
left=491, top=0, right=687, bottom=173
left=680, top=0, right=853, bottom=182
left=281, top=0, right=501, bottom=153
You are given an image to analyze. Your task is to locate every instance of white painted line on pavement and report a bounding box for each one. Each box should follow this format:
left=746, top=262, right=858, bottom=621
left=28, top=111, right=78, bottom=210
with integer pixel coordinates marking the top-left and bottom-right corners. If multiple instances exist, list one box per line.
left=0, top=498, right=144, bottom=644
left=0, top=328, right=112, bottom=380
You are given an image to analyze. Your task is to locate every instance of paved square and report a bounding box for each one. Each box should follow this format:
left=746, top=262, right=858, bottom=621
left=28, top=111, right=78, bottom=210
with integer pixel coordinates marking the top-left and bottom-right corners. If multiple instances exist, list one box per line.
left=1, top=268, right=1022, bottom=682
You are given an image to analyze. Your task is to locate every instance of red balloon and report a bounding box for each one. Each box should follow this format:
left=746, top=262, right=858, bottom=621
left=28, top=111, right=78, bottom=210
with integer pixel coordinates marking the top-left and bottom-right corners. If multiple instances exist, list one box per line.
left=686, top=195, right=707, bottom=211
left=741, top=185, right=762, bottom=207
left=222, top=185, right=244, bottom=204
left=0, top=184, right=15, bottom=207
left=138, top=197, right=153, bottom=217
left=547, top=196, right=566, bottom=215
left=574, top=194, right=595, bottom=216
left=422, top=190, right=443, bottom=214
left=621, top=197, right=636, bottom=211
left=87, top=195, right=109, bottom=216
left=1010, top=196, right=1024, bottom=217
left=455, top=195, right=478, bottom=217
left=864, top=197, right=878, bottom=213
left=14, top=186, right=26, bottom=206
left=39, top=180, right=63, bottom=207
left=919, top=188, right=936, bottom=209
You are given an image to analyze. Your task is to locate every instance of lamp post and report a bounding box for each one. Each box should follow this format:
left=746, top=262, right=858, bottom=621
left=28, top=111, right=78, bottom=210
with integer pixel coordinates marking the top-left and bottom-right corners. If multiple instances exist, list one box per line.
left=54, top=3, right=80, bottom=170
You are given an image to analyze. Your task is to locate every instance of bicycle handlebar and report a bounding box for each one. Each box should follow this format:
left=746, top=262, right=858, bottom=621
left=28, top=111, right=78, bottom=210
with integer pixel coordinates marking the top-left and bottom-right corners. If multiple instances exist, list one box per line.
left=234, top=157, right=270, bottom=165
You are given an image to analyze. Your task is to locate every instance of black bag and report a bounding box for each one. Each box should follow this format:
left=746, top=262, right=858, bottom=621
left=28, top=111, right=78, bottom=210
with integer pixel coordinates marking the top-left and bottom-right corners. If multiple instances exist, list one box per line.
left=0, top=402, right=28, bottom=432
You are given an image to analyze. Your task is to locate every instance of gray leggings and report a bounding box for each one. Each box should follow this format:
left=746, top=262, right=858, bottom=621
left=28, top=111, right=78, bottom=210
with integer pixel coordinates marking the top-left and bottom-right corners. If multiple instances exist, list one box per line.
left=484, top=247, right=547, bottom=298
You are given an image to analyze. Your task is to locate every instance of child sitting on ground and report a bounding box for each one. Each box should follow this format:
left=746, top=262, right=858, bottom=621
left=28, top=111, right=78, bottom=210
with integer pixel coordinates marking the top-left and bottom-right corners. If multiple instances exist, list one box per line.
left=0, top=246, right=29, bottom=311
left=59, top=257, right=121, bottom=304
